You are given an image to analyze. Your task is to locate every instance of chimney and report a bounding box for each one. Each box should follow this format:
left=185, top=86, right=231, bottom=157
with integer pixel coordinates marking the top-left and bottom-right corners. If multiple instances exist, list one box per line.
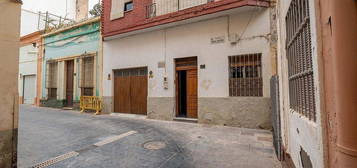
left=75, top=0, right=88, bottom=21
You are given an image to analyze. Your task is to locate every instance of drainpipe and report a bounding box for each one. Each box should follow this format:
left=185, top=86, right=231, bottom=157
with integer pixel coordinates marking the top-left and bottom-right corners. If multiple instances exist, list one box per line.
left=331, top=0, right=357, bottom=167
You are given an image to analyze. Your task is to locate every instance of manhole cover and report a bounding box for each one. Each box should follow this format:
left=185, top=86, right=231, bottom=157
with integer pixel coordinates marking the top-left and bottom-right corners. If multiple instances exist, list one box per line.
left=143, top=141, right=166, bottom=150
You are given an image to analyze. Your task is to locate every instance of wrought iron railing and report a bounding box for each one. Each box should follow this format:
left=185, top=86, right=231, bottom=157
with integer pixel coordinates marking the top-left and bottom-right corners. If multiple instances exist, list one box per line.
left=146, top=0, right=214, bottom=18
left=146, top=3, right=157, bottom=18
left=39, top=11, right=76, bottom=32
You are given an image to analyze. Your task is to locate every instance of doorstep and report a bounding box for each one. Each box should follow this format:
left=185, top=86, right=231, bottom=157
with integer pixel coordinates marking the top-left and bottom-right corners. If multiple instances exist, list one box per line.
left=173, top=117, right=198, bottom=123
left=110, top=113, right=147, bottom=119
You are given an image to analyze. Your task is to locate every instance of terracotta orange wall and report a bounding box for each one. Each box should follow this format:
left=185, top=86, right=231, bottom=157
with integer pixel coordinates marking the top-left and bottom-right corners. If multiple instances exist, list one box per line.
left=316, top=0, right=357, bottom=167
left=36, top=37, right=43, bottom=106
left=330, top=0, right=357, bottom=167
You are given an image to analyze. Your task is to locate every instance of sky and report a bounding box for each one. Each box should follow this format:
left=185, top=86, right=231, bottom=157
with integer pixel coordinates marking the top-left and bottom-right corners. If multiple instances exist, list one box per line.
left=22, top=0, right=100, bottom=19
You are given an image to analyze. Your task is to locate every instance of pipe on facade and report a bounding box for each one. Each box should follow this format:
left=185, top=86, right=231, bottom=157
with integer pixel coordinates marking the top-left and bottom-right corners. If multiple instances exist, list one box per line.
left=331, top=0, right=357, bottom=167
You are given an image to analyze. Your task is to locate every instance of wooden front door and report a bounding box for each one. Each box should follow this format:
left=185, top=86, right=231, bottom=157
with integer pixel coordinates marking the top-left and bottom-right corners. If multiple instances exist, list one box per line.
left=66, top=60, right=74, bottom=106
left=175, top=57, right=198, bottom=118
left=186, top=69, right=198, bottom=118
left=114, top=68, right=148, bottom=115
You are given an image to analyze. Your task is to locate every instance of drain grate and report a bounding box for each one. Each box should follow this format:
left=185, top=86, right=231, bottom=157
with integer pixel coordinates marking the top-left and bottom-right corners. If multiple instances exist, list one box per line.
left=31, top=131, right=137, bottom=168
left=32, top=151, right=79, bottom=168
left=143, top=141, right=166, bottom=150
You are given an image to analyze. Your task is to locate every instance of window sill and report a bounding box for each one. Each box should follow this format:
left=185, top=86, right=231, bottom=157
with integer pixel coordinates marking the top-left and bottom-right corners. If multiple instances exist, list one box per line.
left=124, top=10, right=133, bottom=14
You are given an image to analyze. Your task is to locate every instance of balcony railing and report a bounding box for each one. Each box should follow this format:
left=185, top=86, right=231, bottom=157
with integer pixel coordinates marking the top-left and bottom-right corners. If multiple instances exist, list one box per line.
left=146, top=0, right=214, bottom=18
left=146, top=3, right=157, bottom=18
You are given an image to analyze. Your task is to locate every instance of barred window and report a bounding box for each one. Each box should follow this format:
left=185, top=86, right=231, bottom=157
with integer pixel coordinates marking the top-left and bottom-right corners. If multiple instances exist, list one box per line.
left=46, top=61, right=58, bottom=99
left=48, top=88, right=57, bottom=99
left=114, top=68, right=148, bottom=77
left=286, top=0, right=316, bottom=121
left=80, top=56, right=94, bottom=96
left=229, top=54, right=262, bottom=97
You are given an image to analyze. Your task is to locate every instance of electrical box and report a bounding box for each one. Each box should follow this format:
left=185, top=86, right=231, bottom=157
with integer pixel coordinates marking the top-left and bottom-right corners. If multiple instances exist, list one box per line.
left=228, top=33, right=239, bottom=44
left=163, top=75, right=168, bottom=89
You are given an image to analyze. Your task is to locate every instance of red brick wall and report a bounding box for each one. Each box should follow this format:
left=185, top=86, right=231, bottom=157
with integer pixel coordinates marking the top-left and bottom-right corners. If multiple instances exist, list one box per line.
left=102, top=0, right=270, bottom=38
left=102, top=0, right=153, bottom=36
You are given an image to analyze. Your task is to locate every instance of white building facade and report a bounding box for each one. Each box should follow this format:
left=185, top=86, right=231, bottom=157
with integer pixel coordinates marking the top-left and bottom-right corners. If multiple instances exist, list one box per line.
left=276, top=0, right=325, bottom=167
left=102, top=0, right=276, bottom=128
left=18, top=32, right=41, bottom=105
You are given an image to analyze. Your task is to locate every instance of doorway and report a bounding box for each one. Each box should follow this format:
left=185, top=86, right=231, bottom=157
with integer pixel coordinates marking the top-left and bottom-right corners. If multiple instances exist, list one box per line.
left=23, top=75, right=36, bottom=104
left=66, top=60, right=74, bottom=107
left=175, top=57, right=198, bottom=119
left=113, top=67, right=148, bottom=115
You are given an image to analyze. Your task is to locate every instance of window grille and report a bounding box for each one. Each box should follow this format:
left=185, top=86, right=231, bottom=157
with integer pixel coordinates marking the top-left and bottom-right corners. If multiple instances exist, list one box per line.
left=80, top=56, right=94, bottom=88
left=48, top=88, right=57, bottom=99
left=46, top=61, right=58, bottom=99
left=285, top=0, right=316, bottom=121
left=229, top=53, right=262, bottom=97
left=175, top=57, right=197, bottom=68
left=81, top=88, right=94, bottom=96
left=114, top=68, right=148, bottom=77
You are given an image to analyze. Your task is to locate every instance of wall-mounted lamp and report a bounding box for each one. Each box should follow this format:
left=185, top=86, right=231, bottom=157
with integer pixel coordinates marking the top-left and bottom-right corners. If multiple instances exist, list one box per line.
left=149, top=71, right=154, bottom=78
left=108, top=73, right=111, bottom=80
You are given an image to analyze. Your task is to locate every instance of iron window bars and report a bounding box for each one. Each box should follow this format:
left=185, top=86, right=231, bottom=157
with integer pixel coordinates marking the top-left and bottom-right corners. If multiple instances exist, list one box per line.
left=80, top=56, right=95, bottom=96
left=229, top=53, right=263, bottom=97
left=46, top=61, right=58, bottom=99
left=285, top=0, right=316, bottom=121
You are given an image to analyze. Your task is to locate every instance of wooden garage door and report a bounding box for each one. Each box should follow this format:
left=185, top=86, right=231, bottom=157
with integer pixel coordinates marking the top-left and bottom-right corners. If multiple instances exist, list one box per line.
left=114, top=68, right=148, bottom=115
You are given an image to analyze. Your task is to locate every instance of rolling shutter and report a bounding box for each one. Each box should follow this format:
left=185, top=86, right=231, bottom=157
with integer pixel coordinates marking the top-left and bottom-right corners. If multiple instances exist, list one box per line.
left=110, top=0, right=125, bottom=20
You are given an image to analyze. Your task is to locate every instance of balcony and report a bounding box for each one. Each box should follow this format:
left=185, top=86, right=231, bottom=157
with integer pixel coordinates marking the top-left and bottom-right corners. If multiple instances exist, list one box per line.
left=146, top=0, right=215, bottom=18
left=103, top=0, right=270, bottom=39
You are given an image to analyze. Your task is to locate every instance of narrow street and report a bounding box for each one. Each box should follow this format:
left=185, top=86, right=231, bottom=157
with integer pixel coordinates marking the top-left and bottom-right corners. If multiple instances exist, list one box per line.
left=18, top=105, right=280, bottom=168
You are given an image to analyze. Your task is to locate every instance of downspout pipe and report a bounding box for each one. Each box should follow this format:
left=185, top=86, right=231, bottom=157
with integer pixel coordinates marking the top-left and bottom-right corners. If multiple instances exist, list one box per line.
left=331, top=0, right=357, bottom=167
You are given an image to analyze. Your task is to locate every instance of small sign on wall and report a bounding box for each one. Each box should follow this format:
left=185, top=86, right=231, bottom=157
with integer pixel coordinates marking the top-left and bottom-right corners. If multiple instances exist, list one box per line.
left=211, top=36, right=225, bottom=44
left=158, top=61, right=165, bottom=68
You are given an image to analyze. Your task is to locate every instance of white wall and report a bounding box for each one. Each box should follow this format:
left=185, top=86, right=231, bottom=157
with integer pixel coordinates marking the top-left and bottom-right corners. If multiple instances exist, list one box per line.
left=277, top=0, right=324, bottom=167
left=103, top=8, right=272, bottom=98
left=19, top=44, right=38, bottom=97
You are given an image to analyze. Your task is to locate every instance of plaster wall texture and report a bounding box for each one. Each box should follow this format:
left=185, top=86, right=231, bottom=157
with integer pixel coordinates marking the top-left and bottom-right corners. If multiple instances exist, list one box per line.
left=277, top=0, right=324, bottom=167
left=18, top=44, right=38, bottom=97
left=76, top=0, right=89, bottom=21
left=199, top=97, right=271, bottom=129
left=0, top=1, right=21, bottom=167
left=147, top=97, right=175, bottom=121
left=41, top=21, right=101, bottom=103
left=103, top=8, right=273, bottom=128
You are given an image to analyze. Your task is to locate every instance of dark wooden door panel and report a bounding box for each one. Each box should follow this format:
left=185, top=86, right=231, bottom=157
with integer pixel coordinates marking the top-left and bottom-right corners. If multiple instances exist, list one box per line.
left=66, top=60, right=74, bottom=106
left=130, top=76, right=148, bottom=115
left=114, top=76, right=131, bottom=113
left=186, top=69, right=198, bottom=118
left=114, top=68, right=148, bottom=115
